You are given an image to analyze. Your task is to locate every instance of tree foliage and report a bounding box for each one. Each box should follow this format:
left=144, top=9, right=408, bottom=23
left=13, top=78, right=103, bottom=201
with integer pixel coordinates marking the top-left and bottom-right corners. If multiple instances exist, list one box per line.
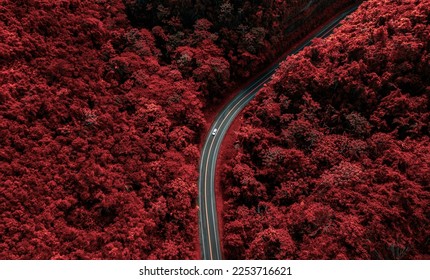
left=221, top=0, right=429, bottom=260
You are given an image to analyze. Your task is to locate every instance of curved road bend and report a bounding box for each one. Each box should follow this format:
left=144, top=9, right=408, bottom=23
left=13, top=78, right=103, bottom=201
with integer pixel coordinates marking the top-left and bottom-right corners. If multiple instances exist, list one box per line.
left=198, top=5, right=360, bottom=260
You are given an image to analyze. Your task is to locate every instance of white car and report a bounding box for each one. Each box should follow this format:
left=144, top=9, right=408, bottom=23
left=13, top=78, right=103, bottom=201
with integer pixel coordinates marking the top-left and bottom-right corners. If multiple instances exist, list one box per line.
left=211, top=128, right=218, bottom=136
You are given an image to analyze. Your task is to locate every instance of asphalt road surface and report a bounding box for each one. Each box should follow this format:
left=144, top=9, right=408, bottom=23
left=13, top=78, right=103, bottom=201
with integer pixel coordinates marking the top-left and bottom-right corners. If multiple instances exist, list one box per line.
left=198, top=4, right=360, bottom=260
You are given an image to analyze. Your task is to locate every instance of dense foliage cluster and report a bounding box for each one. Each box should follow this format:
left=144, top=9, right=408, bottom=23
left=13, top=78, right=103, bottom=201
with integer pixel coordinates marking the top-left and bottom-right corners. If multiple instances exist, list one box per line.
left=123, top=0, right=358, bottom=99
left=0, top=0, right=353, bottom=259
left=221, top=0, right=429, bottom=259
left=1, top=0, right=206, bottom=259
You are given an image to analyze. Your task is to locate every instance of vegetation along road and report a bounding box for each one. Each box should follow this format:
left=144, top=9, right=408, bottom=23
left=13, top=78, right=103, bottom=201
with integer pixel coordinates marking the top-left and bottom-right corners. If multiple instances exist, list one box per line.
left=198, top=4, right=361, bottom=260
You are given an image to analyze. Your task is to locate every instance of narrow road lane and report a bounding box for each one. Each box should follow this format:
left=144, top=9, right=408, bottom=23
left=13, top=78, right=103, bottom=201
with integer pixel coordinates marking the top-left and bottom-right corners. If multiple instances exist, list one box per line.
left=198, top=4, right=360, bottom=260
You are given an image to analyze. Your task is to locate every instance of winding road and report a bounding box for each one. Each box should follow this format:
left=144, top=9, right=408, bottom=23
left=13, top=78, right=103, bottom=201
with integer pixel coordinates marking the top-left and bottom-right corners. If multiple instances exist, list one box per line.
left=198, top=5, right=360, bottom=260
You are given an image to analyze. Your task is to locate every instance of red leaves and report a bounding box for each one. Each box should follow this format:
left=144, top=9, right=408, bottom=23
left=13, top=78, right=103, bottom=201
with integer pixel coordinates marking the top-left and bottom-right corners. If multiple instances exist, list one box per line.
left=0, top=0, right=206, bottom=260
left=221, top=0, right=430, bottom=259
left=247, top=228, right=296, bottom=259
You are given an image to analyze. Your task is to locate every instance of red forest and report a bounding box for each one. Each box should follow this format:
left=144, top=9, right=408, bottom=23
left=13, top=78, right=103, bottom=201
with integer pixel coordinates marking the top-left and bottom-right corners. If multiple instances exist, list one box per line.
left=0, top=0, right=206, bottom=259
left=0, top=0, right=357, bottom=259
left=221, top=0, right=429, bottom=259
